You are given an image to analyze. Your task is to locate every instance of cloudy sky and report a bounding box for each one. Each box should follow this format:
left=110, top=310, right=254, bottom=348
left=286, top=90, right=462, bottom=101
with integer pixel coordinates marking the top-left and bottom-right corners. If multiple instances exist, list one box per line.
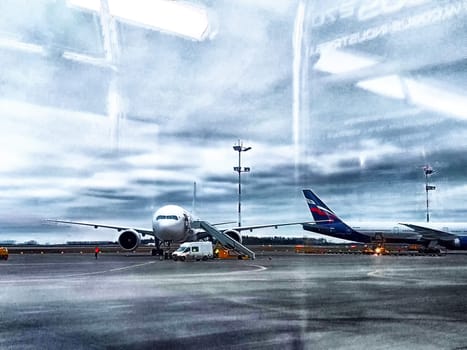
left=1, top=0, right=467, bottom=243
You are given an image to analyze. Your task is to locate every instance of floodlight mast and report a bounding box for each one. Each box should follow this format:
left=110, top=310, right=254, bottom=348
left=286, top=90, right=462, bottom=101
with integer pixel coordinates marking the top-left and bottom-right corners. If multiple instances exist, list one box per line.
left=424, top=165, right=436, bottom=222
left=233, top=140, right=251, bottom=227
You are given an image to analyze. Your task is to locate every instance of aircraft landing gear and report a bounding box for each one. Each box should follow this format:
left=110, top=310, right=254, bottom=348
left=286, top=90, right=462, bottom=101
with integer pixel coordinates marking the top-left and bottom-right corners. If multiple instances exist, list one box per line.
left=419, top=246, right=443, bottom=256
left=151, top=248, right=164, bottom=256
left=151, top=239, right=165, bottom=257
left=151, top=241, right=172, bottom=259
left=161, top=241, right=172, bottom=260
left=419, top=241, right=445, bottom=256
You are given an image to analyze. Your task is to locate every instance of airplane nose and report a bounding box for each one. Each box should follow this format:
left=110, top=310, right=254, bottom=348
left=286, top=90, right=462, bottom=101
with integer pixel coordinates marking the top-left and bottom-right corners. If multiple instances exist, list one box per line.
left=154, top=220, right=182, bottom=241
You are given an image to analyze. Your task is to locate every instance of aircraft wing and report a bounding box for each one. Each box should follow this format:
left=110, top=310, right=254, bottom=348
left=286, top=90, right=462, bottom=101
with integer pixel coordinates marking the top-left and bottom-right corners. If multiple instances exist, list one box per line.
left=226, top=221, right=314, bottom=232
left=399, top=223, right=456, bottom=241
left=44, top=219, right=154, bottom=236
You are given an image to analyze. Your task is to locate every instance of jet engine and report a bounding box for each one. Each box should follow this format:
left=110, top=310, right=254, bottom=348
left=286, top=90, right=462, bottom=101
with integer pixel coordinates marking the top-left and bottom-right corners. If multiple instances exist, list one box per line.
left=453, top=236, right=467, bottom=249
left=118, top=229, right=141, bottom=251
left=223, top=229, right=242, bottom=244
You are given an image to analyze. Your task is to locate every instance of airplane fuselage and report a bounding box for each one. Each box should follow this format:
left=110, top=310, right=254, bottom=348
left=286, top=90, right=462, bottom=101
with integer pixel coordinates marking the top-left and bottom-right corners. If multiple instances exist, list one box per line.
left=304, top=221, right=417, bottom=243
left=304, top=221, right=467, bottom=244
left=302, top=189, right=467, bottom=250
left=152, top=205, right=192, bottom=243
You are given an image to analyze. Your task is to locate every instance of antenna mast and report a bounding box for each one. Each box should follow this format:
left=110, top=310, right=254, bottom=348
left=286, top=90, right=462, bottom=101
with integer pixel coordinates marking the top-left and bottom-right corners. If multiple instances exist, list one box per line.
left=192, top=181, right=197, bottom=217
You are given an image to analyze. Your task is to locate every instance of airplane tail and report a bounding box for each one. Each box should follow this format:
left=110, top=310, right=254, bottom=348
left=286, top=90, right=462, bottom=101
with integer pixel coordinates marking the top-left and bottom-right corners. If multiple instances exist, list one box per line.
left=302, top=189, right=369, bottom=242
left=302, top=189, right=343, bottom=224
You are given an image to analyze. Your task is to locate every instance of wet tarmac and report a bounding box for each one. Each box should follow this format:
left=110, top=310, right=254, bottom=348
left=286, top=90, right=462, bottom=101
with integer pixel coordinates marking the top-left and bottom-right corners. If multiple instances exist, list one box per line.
left=1, top=252, right=467, bottom=349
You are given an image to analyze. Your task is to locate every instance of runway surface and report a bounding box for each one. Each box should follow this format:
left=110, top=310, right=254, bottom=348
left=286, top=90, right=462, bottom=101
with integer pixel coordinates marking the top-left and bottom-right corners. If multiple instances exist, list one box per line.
left=1, top=252, right=467, bottom=349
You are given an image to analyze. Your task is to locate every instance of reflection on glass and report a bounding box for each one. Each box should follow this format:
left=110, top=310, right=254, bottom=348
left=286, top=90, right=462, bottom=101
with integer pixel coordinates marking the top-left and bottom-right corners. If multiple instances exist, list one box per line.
left=294, top=0, right=467, bottom=220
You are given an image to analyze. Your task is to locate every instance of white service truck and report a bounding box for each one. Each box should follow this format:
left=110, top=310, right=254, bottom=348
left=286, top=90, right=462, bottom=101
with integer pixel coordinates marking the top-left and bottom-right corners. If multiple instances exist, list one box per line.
left=172, top=242, right=213, bottom=261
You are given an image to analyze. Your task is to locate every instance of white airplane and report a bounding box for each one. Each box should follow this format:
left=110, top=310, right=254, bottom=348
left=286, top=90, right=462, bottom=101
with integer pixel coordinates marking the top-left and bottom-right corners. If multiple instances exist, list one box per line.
left=302, top=189, right=467, bottom=253
left=48, top=203, right=309, bottom=256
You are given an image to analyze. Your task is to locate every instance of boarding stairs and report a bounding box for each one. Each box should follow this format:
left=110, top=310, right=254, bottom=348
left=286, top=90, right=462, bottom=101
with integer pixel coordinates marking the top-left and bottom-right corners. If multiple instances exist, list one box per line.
left=192, top=220, right=255, bottom=260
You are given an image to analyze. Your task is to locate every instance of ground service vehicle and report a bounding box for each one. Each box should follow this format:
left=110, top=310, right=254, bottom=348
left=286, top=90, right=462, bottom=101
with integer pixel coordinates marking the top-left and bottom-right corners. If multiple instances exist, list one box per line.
left=0, top=247, right=8, bottom=260
left=172, top=242, right=213, bottom=261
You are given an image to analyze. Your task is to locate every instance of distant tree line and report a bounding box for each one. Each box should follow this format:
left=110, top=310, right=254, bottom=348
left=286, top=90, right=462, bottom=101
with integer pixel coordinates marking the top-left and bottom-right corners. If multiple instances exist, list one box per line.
left=2, top=237, right=329, bottom=247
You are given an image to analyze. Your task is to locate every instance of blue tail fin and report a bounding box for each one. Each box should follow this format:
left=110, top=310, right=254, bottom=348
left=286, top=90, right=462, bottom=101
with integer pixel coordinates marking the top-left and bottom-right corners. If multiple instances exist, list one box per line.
left=302, top=189, right=342, bottom=223
left=302, top=189, right=368, bottom=242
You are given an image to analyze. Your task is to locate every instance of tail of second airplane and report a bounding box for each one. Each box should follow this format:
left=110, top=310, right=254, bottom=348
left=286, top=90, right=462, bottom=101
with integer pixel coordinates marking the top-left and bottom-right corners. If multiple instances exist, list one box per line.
left=302, top=188, right=370, bottom=243
left=302, top=189, right=342, bottom=224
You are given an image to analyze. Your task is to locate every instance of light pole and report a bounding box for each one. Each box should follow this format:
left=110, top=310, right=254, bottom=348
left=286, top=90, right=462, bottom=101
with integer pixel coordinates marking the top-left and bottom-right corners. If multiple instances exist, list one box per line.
left=233, top=140, right=251, bottom=227
left=424, top=165, right=436, bottom=222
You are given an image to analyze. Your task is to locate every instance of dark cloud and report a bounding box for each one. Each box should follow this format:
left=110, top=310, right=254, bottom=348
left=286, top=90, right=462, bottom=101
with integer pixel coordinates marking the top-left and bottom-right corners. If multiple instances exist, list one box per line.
left=1, top=1, right=467, bottom=243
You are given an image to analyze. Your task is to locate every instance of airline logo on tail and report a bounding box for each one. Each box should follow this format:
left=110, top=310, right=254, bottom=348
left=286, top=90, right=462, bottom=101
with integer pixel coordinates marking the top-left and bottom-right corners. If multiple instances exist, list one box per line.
left=304, top=190, right=339, bottom=223
left=302, top=189, right=368, bottom=241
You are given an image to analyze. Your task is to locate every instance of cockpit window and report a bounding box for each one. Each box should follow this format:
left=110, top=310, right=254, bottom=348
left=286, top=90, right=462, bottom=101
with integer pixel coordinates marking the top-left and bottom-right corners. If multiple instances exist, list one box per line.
left=156, top=215, right=179, bottom=220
